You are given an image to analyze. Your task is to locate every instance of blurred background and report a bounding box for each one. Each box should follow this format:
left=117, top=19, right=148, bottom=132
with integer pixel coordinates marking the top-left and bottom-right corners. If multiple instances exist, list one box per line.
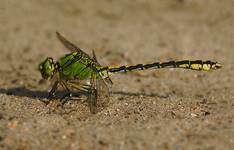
left=0, top=0, right=233, bottom=149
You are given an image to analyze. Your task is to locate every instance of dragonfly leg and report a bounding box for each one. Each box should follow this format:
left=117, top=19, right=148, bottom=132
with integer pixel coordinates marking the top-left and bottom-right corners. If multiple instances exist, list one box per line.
left=48, top=80, right=59, bottom=99
left=59, top=80, right=74, bottom=105
left=67, top=80, right=97, bottom=113
left=60, top=93, right=73, bottom=105
left=60, top=81, right=88, bottom=105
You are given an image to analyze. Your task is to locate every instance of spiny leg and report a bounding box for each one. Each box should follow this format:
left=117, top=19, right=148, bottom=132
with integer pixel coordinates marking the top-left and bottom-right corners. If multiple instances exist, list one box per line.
left=60, top=93, right=73, bottom=105
left=42, top=80, right=59, bottom=105
left=45, top=80, right=72, bottom=108
left=59, top=80, right=75, bottom=105
left=48, top=80, right=59, bottom=99
left=63, top=81, right=90, bottom=105
left=60, top=80, right=88, bottom=105
left=67, top=80, right=90, bottom=92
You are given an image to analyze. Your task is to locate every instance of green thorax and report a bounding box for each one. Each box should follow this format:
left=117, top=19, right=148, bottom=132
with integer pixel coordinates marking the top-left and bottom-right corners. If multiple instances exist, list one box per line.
left=58, top=52, right=108, bottom=80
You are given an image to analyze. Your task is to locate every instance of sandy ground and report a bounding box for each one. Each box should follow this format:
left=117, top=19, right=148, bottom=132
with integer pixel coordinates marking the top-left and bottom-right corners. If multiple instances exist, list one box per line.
left=0, top=0, right=234, bottom=149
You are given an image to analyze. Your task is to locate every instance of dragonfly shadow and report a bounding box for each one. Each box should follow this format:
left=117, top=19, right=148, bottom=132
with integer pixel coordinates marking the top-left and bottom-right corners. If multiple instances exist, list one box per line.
left=112, top=91, right=169, bottom=98
left=0, top=87, right=168, bottom=100
left=0, top=87, right=83, bottom=100
left=0, top=87, right=48, bottom=99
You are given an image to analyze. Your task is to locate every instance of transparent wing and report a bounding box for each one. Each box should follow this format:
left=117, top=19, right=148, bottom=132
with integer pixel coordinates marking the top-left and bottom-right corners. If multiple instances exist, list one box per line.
left=56, top=32, right=92, bottom=59
left=88, top=72, right=98, bottom=113
left=88, top=51, right=112, bottom=113
left=96, top=75, right=111, bottom=107
left=88, top=70, right=111, bottom=113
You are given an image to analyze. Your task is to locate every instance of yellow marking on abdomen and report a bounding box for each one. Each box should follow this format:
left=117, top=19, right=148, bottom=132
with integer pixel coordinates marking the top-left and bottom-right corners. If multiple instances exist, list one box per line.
left=190, top=64, right=203, bottom=70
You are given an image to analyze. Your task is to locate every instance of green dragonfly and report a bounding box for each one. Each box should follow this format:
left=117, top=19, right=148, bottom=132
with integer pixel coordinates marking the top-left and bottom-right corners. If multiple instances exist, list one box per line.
left=39, top=32, right=222, bottom=113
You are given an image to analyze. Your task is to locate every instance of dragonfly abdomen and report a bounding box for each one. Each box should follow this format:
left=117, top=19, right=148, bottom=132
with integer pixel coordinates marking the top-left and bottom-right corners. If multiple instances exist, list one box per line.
left=103, top=60, right=221, bottom=73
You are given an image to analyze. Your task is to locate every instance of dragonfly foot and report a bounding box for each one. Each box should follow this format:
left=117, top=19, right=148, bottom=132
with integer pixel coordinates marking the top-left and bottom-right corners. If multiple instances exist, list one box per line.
left=48, top=92, right=56, bottom=100
left=60, top=93, right=73, bottom=105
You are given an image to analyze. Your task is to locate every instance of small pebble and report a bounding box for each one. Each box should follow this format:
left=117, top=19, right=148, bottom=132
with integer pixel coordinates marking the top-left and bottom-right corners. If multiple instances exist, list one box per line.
left=191, top=113, right=198, bottom=118
left=62, top=135, right=66, bottom=139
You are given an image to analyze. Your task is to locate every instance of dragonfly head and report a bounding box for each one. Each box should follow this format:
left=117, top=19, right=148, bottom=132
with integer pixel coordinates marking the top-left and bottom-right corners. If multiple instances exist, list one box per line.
left=39, top=57, right=57, bottom=80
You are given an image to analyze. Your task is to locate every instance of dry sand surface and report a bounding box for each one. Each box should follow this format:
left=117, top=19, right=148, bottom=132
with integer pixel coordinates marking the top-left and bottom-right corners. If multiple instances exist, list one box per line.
left=0, top=0, right=234, bottom=149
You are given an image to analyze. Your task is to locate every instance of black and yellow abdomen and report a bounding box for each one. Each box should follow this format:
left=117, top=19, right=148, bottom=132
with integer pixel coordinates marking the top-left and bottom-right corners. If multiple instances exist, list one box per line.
left=99, top=60, right=221, bottom=73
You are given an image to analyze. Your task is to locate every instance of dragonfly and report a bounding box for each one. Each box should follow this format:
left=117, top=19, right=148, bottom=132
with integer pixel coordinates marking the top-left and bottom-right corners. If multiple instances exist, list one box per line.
left=38, top=32, right=222, bottom=113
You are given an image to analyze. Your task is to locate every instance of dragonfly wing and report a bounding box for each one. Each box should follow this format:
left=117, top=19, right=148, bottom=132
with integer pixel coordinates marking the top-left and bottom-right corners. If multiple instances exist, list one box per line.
left=88, top=72, right=98, bottom=113
left=56, top=32, right=92, bottom=59
left=92, top=50, right=98, bottom=62
left=88, top=70, right=111, bottom=113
